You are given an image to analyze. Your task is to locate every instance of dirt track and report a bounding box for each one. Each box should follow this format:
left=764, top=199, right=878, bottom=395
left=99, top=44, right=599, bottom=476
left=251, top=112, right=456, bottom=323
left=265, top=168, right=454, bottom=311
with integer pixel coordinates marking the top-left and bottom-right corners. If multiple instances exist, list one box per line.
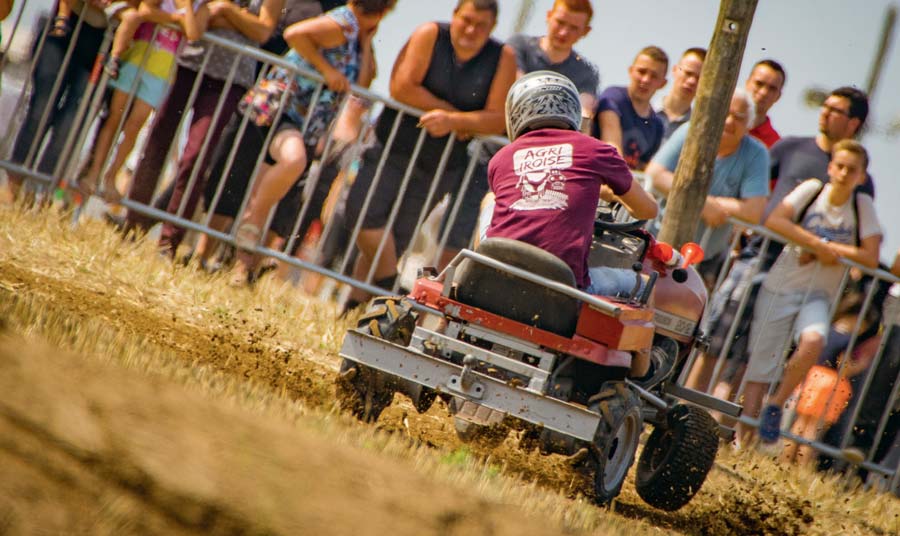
left=0, top=212, right=896, bottom=535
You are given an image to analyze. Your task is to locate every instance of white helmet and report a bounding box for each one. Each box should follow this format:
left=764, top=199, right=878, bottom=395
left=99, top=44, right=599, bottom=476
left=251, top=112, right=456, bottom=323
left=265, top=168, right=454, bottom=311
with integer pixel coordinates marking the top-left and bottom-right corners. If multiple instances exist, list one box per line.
left=505, top=71, right=582, bottom=142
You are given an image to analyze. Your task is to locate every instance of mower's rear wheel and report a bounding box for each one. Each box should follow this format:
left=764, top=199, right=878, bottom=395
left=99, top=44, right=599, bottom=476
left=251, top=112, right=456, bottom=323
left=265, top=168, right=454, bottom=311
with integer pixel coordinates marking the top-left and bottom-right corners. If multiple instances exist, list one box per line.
left=586, top=382, right=643, bottom=505
left=635, top=404, right=719, bottom=511
left=335, top=297, right=417, bottom=422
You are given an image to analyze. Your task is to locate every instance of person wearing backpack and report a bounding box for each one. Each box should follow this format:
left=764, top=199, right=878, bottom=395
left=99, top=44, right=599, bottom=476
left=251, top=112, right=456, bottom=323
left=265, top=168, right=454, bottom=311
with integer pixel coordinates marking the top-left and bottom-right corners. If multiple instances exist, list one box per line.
left=738, top=139, right=883, bottom=449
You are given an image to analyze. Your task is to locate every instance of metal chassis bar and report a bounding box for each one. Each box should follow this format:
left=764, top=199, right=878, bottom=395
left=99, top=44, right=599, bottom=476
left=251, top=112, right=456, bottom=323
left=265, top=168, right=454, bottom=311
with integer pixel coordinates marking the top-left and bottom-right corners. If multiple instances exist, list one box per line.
left=340, top=329, right=601, bottom=442
left=410, top=326, right=551, bottom=391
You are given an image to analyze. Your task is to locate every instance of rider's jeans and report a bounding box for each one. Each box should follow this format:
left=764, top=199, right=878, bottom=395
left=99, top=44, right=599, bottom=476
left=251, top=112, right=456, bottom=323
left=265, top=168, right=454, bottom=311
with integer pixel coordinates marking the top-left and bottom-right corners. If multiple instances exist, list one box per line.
left=586, top=266, right=645, bottom=298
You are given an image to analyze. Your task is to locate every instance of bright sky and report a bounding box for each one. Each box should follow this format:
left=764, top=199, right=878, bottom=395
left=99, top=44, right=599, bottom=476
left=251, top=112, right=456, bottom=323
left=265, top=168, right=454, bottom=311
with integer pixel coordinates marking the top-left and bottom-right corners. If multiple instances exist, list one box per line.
left=369, top=0, right=900, bottom=264
left=3, top=1, right=898, bottom=262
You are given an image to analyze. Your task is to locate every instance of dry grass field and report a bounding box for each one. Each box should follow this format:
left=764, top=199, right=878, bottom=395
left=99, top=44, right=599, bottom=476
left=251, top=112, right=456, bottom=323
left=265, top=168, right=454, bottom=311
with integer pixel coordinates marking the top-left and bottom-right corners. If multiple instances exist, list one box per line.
left=0, top=205, right=898, bottom=535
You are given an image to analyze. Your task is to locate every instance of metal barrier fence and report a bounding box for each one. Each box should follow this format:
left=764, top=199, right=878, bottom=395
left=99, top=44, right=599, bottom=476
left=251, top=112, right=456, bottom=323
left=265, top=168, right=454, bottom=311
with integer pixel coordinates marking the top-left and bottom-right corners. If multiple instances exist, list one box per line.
left=1, top=3, right=898, bottom=494
left=675, top=217, right=900, bottom=492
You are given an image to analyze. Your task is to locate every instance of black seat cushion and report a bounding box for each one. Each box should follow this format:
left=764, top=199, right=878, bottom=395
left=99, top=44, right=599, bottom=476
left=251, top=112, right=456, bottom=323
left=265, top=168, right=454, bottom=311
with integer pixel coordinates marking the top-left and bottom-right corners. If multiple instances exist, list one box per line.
left=453, top=238, right=580, bottom=337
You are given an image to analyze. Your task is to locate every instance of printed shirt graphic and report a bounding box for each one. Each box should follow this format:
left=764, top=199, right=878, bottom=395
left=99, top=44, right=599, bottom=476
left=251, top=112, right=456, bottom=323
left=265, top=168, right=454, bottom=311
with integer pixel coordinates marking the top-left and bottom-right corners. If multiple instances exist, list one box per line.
left=487, top=129, right=632, bottom=288
left=510, top=143, right=573, bottom=211
left=765, top=180, right=882, bottom=298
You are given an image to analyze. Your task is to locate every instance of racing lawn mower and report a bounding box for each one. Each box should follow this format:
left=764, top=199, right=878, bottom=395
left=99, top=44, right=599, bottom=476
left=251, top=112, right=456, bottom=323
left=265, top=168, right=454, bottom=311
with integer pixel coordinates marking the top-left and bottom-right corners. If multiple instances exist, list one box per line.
left=336, top=211, right=742, bottom=510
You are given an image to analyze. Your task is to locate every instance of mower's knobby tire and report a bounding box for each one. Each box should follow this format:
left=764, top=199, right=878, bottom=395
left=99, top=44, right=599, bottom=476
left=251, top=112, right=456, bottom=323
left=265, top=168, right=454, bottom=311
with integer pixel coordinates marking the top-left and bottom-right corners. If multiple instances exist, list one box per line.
left=586, top=382, right=643, bottom=505
left=357, top=296, right=418, bottom=346
left=336, top=297, right=417, bottom=422
left=335, top=359, right=393, bottom=422
left=635, top=403, right=719, bottom=511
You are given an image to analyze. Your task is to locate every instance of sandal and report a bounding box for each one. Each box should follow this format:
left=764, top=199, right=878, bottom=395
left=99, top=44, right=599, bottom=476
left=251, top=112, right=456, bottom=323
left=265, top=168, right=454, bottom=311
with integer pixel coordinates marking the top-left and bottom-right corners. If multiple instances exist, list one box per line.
left=234, top=222, right=261, bottom=251
left=49, top=16, right=71, bottom=38
left=104, top=56, right=121, bottom=80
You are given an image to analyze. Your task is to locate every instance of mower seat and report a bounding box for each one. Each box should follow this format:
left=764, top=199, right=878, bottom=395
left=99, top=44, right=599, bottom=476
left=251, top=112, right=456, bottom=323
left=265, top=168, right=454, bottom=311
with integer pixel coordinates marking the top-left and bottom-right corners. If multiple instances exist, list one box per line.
left=453, top=238, right=580, bottom=337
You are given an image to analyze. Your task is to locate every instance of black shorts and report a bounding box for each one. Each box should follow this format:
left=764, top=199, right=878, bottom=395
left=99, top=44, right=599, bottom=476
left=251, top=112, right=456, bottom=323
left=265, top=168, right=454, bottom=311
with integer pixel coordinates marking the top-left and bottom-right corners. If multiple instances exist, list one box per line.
left=440, top=160, right=489, bottom=250
left=344, top=140, right=485, bottom=254
left=203, top=114, right=311, bottom=221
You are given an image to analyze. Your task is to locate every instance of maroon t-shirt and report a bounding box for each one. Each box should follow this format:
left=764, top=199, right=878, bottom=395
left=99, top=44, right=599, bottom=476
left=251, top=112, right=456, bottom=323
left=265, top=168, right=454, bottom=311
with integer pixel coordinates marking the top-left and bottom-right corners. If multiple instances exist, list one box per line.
left=486, top=129, right=633, bottom=288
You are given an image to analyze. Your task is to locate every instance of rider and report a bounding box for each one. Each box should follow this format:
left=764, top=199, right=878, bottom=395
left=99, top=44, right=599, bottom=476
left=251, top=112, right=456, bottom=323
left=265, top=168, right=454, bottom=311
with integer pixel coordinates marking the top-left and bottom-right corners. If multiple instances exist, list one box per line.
left=484, top=71, right=659, bottom=377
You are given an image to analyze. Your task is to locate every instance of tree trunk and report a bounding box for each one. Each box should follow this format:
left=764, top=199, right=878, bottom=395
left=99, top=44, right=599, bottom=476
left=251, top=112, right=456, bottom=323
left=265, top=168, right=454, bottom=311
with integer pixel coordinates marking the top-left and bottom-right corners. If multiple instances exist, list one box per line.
left=657, top=0, right=759, bottom=248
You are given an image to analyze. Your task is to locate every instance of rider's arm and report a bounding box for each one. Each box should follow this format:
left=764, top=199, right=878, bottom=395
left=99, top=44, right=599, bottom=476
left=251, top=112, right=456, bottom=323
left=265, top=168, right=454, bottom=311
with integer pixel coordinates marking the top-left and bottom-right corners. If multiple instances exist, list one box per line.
left=616, top=178, right=658, bottom=221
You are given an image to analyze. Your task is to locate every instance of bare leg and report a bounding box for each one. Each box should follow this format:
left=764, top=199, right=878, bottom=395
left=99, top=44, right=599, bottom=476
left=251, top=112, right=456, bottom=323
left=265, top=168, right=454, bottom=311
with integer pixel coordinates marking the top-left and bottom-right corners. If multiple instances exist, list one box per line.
left=231, top=129, right=307, bottom=283
left=767, top=331, right=825, bottom=407
left=195, top=214, right=233, bottom=263
left=685, top=352, right=718, bottom=393
left=101, top=97, right=154, bottom=203
left=437, top=247, right=459, bottom=271
left=347, top=227, right=399, bottom=304
left=736, top=380, right=769, bottom=446
left=84, top=89, right=131, bottom=195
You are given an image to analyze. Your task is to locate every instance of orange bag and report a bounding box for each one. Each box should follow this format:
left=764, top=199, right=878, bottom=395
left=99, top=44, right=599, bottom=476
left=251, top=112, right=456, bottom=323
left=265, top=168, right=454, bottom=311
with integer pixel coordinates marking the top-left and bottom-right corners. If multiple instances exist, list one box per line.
left=794, top=365, right=852, bottom=424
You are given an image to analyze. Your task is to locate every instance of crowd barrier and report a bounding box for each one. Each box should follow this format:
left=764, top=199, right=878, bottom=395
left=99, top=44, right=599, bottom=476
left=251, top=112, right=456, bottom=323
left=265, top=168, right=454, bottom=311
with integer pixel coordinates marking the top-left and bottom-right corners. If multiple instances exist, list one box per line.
left=1, top=3, right=898, bottom=494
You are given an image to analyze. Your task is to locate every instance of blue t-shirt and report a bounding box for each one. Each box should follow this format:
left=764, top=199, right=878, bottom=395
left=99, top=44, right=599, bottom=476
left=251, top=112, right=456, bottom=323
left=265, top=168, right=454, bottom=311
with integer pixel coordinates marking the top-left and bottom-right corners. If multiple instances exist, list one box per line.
left=591, top=86, right=664, bottom=169
left=652, top=121, right=770, bottom=257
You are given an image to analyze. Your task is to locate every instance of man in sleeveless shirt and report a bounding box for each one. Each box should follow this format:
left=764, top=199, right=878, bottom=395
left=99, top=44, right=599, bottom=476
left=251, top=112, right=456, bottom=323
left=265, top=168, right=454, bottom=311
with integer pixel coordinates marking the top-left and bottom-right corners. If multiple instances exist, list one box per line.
left=342, top=0, right=516, bottom=311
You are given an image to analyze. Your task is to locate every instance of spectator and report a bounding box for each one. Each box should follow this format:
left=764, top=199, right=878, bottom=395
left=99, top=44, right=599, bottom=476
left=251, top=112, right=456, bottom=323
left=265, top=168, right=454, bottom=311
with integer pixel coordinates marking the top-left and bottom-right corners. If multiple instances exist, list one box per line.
left=646, top=89, right=769, bottom=265
left=739, top=139, right=882, bottom=448
left=768, top=87, right=874, bottom=218
left=6, top=0, right=110, bottom=198
left=745, top=59, right=786, bottom=149
left=590, top=45, right=667, bottom=170
left=783, top=270, right=890, bottom=465
left=485, top=71, right=658, bottom=379
left=341, top=0, right=517, bottom=312
left=817, top=249, right=900, bottom=481
left=81, top=0, right=209, bottom=202
left=507, top=0, right=598, bottom=126
left=226, top=0, right=393, bottom=285
left=689, top=87, right=874, bottom=402
left=156, top=0, right=330, bottom=267
left=123, top=0, right=283, bottom=255
left=655, top=47, right=706, bottom=142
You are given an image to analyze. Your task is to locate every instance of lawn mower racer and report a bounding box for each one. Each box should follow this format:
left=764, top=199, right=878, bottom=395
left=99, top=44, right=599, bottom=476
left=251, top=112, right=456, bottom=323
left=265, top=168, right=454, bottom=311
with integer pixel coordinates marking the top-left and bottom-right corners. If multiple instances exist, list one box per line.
left=336, top=72, right=740, bottom=510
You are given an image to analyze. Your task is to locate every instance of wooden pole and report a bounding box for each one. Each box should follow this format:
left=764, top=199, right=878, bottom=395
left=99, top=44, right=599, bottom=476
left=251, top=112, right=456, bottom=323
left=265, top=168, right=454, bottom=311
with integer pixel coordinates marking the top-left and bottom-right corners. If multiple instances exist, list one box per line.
left=657, top=0, right=758, bottom=248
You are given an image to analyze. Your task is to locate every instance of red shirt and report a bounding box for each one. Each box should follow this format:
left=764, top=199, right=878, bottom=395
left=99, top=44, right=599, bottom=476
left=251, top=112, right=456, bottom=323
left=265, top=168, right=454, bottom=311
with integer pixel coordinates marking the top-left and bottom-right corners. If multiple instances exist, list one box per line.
left=750, top=115, right=780, bottom=148
left=487, top=129, right=633, bottom=288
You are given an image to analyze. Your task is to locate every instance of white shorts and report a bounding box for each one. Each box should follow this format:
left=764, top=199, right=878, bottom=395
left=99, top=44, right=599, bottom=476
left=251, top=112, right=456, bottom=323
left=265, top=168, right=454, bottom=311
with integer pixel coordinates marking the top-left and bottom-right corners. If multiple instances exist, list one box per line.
left=743, top=287, right=830, bottom=384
